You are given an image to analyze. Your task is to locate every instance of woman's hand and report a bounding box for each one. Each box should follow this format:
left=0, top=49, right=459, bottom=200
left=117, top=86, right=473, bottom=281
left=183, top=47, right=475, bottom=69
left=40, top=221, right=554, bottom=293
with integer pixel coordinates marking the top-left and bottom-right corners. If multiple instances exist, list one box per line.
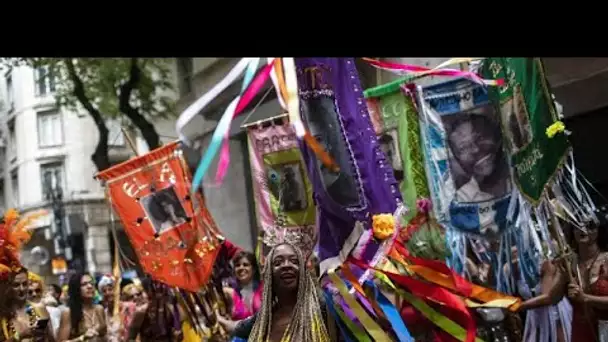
left=84, top=328, right=99, bottom=340
left=13, top=321, right=34, bottom=341
left=567, top=283, right=587, bottom=303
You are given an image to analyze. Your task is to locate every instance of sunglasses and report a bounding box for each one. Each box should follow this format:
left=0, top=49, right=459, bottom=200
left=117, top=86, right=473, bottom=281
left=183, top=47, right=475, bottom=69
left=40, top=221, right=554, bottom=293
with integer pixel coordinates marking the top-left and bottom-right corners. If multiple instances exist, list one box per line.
left=29, top=289, right=42, bottom=295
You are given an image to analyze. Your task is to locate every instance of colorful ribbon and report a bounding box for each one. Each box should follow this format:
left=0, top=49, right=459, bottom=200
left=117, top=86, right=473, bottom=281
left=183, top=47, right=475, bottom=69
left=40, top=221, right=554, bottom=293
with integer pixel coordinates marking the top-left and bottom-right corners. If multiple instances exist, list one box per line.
left=281, top=58, right=340, bottom=172
left=190, top=59, right=275, bottom=192
left=363, top=279, right=414, bottom=342
left=328, top=269, right=393, bottom=341
left=363, top=58, right=504, bottom=87
left=348, top=258, right=477, bottom=342
left=392, top=241, right=521, bottom=311
left=176, top=58, right=252, bottom=143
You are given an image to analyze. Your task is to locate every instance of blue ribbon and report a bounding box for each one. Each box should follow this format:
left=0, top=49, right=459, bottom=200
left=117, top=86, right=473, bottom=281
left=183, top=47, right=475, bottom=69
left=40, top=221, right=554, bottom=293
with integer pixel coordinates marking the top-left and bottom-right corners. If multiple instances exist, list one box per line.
left=190, top=58, right=260, bottom=193
left=364, top=280, right=414, bottom=342
left=324, top=291, right=355, bottom=342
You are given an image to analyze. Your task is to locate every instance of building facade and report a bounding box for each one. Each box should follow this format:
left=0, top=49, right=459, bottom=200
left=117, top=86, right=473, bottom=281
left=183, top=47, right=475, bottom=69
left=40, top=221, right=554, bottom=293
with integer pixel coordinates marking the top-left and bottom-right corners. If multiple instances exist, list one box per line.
left=0, top=64, right=135, bottom=282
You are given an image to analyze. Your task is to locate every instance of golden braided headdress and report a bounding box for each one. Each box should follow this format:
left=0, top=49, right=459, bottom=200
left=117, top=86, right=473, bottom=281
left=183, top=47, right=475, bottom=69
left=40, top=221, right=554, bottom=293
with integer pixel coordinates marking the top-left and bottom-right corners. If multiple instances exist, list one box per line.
left=0, top=208, right=46, bottom=280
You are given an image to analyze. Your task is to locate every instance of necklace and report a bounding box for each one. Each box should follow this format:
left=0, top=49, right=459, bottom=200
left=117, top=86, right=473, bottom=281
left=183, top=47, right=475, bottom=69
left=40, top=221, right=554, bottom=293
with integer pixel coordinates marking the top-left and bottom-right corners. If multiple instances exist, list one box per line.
left=6, top=303, right=38, bottom=340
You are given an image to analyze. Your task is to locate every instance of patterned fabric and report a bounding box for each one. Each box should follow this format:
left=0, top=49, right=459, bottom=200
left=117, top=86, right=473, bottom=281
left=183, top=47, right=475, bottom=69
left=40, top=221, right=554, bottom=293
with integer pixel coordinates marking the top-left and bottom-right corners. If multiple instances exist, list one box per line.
left=106, top=302, right=137, bottom=342
left=294, top=58, right=402, bottom=275
left=366, top=84, right=430, bottom=223
left=230, top=284, right=263, bottom=321
left=418, top=78, right=512, bottom=237
left=246, top=122, right=317, bottom=258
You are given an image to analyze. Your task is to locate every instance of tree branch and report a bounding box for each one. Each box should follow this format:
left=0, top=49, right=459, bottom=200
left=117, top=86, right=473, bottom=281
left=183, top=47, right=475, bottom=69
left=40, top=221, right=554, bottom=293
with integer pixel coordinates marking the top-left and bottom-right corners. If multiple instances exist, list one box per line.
left=64, top=58, right=110, bottom=171
left=119, top=58, right=161, bottom=150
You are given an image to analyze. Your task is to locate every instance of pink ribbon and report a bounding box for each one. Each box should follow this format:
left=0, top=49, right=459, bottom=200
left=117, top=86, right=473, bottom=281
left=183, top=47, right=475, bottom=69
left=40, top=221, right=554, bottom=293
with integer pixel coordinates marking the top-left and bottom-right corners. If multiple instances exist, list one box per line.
left=215, top=62, right=276, bottom=184
left=363, top=58, right=504, bottom=87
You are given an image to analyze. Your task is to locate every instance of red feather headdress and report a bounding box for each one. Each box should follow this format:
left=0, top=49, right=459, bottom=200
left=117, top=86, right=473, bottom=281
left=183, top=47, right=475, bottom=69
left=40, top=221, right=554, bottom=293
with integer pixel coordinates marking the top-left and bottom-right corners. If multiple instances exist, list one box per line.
left=0, top=209, right=47, bottom=280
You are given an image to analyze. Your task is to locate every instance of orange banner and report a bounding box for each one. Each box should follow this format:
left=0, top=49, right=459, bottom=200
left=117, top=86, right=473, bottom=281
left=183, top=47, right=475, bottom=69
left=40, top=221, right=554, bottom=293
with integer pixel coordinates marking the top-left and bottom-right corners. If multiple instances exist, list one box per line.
left=96, top=141, right=221, bottom=292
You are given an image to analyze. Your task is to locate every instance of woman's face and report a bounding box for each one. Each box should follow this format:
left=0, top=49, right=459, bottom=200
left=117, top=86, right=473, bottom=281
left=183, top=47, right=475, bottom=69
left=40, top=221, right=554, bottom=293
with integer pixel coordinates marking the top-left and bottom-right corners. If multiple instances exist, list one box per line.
left=234, top=257, right=254, bottom=285
left=12, top=272, right=28, bottom=302
left=126, top=286, right=146, bottom=305
left=101, top=284, right=114, bottom=304
left=161, top=200, right=176, bottom=218
left=272, top=244, right=299, bottom=292
left=574, top=224, right=599, bottom=248
left=28, top=281, right=43, bottom=303
left=80, top=275, right=95, bottom=300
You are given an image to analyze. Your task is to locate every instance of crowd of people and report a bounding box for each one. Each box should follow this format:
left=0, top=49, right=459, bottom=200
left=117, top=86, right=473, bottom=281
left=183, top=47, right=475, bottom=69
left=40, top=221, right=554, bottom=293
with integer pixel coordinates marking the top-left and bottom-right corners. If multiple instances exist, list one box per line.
left=3, top=211, right=608, bottom=341
left=0, top=240, right=332, bottom=342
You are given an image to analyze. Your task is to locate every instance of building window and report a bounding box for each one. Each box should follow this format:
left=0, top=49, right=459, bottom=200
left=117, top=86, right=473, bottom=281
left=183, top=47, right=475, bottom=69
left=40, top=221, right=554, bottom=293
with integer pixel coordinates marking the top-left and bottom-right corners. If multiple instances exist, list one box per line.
left=37, top=110, right=63, bottom=147
left=6, top=74, right=14, bottom=112
left=41, top=162, right=64, bottom=200
left=10, top=171, right=18, bottom=207
left=177, top=58, right=193, bottom=96
left=8, top=120, right=16, bottom=161
left=34, top=67, right=57, bottom=97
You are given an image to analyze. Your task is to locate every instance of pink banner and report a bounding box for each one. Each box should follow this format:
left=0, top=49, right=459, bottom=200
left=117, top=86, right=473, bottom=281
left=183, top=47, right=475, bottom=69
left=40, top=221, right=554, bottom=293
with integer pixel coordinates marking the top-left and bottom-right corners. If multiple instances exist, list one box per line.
left=246, top=120, right=316, bottom=257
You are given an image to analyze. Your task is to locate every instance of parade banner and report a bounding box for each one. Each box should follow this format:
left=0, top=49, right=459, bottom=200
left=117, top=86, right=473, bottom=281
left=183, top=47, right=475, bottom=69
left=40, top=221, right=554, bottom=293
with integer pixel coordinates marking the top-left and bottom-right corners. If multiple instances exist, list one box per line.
left=481, top=58, right=570, bottom=204
left=96, top=142, right=221, bottom=292
left=418, top=78, right=512, bottom=236
left=365, top=84, right=430, bottom=223
left=246, top=120, right=316, bottom=257
left=294, top=58, right=402, bottom=274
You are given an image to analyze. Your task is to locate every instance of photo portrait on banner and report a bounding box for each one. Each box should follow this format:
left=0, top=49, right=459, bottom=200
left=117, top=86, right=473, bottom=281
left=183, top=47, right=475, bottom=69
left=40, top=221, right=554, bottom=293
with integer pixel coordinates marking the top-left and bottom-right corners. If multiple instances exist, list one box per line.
left=246, top=119, right=316, bottom=257
left=295, top=58, right=401, bottom=274
left=96, top=141, right=221, bottom=292
left=419, top=78, right=512, bottom=236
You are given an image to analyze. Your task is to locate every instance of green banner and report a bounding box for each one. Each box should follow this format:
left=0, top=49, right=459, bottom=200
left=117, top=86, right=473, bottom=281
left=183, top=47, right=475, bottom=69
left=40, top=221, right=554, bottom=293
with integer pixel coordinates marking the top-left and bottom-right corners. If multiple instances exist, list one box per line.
left=481, top=58, right=569, bottom=203
left=366, top=87, right=430, bottom=222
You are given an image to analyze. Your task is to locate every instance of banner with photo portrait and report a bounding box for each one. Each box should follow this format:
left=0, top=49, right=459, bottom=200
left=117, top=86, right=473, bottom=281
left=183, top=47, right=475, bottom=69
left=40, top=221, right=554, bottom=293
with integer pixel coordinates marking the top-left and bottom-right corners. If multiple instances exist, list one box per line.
left=365, top=85, right=430, bottom=223
left=96, top=141, right=222, bottom=292
left=294, top=57, right=402, bottom=274
left=481, top=58, right=569, bottom=204
left=418, top=78, right=512, bottom=236
left=246, top=120, right=316, bottom=258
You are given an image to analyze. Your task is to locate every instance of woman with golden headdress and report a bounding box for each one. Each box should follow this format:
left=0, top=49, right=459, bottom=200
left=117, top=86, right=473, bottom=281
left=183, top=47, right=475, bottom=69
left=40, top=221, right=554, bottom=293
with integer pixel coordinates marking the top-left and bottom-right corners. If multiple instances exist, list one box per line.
left=0, top=209, right=53, bottom=342
left=219, top=243, right=331, bottom=342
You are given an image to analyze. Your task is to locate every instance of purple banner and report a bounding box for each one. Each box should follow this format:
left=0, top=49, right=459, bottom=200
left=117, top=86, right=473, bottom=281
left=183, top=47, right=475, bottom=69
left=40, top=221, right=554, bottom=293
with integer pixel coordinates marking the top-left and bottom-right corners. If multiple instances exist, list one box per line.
left=294, top=58, right=402, bottom=273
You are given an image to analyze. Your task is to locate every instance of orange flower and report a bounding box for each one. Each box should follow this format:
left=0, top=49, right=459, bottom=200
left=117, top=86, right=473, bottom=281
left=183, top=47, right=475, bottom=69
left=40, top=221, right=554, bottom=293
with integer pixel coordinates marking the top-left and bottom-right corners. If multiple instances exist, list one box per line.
left=372, top=214, right=395, bottom=240
left=0, top=264, right=10, bottom=280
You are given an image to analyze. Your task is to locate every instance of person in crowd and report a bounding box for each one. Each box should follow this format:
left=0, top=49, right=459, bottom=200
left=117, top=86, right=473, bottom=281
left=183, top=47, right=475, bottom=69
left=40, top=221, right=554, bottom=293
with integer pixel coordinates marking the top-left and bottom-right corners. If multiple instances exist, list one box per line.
left=59, top=286, right=69, bottom=311
left=512, top=243, right=571, bottom=342
left=219, top=243, right=330, bottom=342
left=222, top=251, right=263, bottom=321
left=566, top=215, right=608, bottom=341
left=97, top=275, right=140, bottom=342
left=127, top=277, right=183, bottom=342
left=47, top=285, right=63, bottom=307
left=28, top=272, right=62, bottom=341
left=57, top=273, right=106, bottom=342
left=0, top=267, right=53, bottom=342
left=28, top=273, right=45, bottom=303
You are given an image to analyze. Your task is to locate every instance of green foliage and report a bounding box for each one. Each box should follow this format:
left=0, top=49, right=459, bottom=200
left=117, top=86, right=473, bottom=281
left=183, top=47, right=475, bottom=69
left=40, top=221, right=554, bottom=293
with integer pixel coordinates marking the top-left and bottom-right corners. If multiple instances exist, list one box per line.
left=31, top=58, right=175, bottom=119
left=405, top=223, right=450, bottom=261
left=2, top=58, right=176, bottom=121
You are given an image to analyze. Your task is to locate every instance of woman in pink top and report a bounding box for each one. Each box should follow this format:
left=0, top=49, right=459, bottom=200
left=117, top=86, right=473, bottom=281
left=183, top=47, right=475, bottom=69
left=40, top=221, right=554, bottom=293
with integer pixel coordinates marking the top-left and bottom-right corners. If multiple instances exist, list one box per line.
left=223, top=251, right=263, bottom=320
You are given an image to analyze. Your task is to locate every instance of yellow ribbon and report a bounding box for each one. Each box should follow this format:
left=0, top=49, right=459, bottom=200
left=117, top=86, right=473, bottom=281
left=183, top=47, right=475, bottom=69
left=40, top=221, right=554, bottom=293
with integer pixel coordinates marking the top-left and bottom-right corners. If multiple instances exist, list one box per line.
left=328, top=269, right=392, bottom=341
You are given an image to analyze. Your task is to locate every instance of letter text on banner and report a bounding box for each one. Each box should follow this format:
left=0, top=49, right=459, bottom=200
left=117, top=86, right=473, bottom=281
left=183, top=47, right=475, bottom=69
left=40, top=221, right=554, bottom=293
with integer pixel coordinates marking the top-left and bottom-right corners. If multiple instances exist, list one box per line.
left=245, top=120, right=317, bottom=258
left=96, top=142, right=221, bottom=292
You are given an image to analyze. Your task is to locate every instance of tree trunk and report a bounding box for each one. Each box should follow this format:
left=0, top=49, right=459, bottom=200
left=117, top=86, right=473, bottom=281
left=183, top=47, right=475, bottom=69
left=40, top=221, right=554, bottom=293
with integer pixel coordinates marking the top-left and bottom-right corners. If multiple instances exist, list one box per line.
left=64, top=58, right=111, bottom=171
left=119, top=58, right=161, bottom=151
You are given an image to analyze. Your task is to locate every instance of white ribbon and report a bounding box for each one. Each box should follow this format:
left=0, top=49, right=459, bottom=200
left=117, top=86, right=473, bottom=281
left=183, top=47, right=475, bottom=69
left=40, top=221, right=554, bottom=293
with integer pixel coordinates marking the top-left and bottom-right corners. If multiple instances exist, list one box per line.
left=176, top=58, right=252, bottom=143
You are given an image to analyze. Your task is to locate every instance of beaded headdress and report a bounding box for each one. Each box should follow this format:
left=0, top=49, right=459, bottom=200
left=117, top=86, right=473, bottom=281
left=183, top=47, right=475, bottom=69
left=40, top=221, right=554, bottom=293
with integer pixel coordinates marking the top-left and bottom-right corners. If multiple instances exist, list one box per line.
left=0, top=209, right=46, bottom=281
